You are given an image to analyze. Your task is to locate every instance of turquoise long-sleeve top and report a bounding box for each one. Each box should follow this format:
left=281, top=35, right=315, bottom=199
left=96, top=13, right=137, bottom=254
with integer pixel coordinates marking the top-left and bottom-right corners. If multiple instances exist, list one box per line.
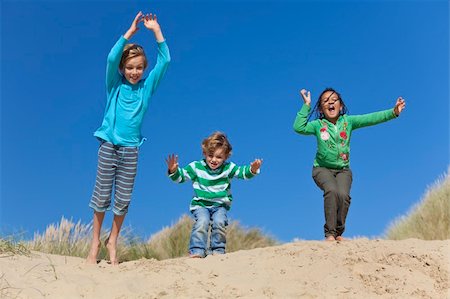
left=94, top=36, right=171, bottom=146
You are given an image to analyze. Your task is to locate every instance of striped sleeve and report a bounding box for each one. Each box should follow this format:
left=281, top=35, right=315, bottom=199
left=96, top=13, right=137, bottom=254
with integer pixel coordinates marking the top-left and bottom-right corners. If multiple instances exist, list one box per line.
left=168, top=162, right=197, bottom=183
left=228, top=163, right=256, bottom=180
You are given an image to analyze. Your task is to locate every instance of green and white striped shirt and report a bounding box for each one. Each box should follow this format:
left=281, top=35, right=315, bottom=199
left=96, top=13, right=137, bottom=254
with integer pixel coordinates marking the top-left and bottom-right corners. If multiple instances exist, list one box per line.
left=169, top=159, right=258, bottom=210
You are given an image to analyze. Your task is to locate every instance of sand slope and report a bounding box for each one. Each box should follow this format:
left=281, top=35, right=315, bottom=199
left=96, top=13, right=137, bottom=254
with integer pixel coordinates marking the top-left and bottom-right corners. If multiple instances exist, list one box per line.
left=1, top=239, right=449, bottom=299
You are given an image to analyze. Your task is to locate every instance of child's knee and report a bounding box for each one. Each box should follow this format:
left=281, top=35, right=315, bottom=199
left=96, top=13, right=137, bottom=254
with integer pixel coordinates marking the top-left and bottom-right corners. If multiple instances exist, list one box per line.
left=335, top=190, right=350, bottom=201
left=212, top=217, right=228, bottom=229
left=324, top=187, right=340, bottom=198
left=194, top=217, right=210, bottom=231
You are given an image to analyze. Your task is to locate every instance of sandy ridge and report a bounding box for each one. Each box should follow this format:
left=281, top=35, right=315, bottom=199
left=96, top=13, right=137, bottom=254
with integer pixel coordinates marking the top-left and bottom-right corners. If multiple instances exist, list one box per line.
left=1, top=238, right=449, bottom=299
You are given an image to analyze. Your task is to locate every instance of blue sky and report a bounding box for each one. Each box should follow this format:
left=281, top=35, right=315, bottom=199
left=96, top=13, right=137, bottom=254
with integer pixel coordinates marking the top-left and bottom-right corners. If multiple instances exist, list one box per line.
left=1, top=0, right=448, bottom=242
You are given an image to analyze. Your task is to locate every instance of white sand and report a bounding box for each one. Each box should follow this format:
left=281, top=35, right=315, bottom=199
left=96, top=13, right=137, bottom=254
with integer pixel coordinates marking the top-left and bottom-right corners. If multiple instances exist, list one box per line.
left=1, top=238, right=449, bottom=298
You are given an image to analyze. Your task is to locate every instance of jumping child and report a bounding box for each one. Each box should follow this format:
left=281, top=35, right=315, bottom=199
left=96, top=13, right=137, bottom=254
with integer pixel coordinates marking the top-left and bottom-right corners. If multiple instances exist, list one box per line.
left=293, top=88, right=405, bottom=241
left=166, top=132, right=262, bottom=257
left=86, top=11, right=170, bottom=264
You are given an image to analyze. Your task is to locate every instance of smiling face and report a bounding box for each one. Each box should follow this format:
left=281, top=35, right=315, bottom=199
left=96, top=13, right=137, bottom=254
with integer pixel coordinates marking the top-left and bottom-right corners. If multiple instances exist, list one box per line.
left=204, top=147, right=227, bottom=170
left=122, top=55, right=146, bottom=85
left=319, top=90, right=342, bottom=124
left=201, top=132, right=232, bottom=170
left=119, top=44, right=148, bottom=85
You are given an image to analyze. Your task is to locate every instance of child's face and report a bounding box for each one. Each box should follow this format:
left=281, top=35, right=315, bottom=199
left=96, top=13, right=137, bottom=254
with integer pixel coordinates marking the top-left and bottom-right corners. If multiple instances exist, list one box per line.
left=204, top=147, right=227, bottom=170
left=319, top=90, right=342, bottom=123
left=123, top=55, right=146, bottom=85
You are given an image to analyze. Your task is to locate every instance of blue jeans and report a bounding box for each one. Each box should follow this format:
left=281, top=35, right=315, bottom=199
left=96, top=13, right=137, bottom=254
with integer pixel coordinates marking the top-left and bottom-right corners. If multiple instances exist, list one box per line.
left=189, top=206, right=228, bottom=257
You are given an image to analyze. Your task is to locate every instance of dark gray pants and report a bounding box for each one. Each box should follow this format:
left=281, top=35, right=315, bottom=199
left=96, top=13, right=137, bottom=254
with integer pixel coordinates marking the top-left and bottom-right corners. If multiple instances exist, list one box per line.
left=312, top=167, right=353, bottom=238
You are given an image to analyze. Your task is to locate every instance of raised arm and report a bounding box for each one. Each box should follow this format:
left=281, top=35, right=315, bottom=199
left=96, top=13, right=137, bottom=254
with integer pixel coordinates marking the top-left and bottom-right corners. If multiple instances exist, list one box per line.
left=141, top=12, right=171, bottom=104
left=124, top=11, right=144, bottom=40
left=166, top=155, right=197, bottom=183
left=293, top=89, right=317, bottom=135
left=349, top=96, right=406, bottom=130
left=106, top=12, right=143, bottom=93
left=143, top=13, right=165, bottom=42
left=228, top=159, right=262, bottom=180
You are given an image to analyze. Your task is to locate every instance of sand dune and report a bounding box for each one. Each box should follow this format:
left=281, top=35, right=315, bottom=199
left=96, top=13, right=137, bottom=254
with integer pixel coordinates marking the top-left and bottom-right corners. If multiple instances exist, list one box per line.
left=1, top=239, right=449, bottom=298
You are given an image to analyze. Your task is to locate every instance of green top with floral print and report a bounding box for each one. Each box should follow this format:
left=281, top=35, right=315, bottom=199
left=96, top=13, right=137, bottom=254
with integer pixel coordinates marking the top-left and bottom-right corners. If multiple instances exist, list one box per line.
left=293, top=104, right=397, bottom=169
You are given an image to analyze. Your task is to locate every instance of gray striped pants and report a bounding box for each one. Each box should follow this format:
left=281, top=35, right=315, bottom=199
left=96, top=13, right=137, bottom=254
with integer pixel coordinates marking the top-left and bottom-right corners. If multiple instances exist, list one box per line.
left=89, top=141, right=138, bottom=215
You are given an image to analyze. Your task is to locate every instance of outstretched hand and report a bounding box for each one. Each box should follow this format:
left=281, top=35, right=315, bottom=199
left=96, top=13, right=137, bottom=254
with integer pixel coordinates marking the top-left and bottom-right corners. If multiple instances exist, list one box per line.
left=300, top=89, right=311, bottom=105
left=123, top=11, right=164, bottom=42
left=394, top=97, right=406, bottom=116
left=250, top=159, right=263, bottom=174
left=166, top=154, right=179, bottom=174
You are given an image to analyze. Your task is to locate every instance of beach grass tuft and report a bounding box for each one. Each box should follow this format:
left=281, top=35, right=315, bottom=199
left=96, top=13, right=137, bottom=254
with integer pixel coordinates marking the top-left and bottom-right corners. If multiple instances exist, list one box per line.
left=0, top=237, right=30, bottom=256
left=25, top=214, right=277, bottom=261
left=385, top=169, right=450, bottom=240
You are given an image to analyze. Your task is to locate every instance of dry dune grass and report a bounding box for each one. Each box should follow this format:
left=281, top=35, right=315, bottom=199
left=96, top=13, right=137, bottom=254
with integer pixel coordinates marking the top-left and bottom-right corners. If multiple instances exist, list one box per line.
left=23, top=214, right=276, bottom=262
left=385, top=169, right=450, bottom=240
left=0, top=238, right=30, bottom=256
left=3, top=169, right=448, bottom=263
left=147, top=215, right=277, bottom=260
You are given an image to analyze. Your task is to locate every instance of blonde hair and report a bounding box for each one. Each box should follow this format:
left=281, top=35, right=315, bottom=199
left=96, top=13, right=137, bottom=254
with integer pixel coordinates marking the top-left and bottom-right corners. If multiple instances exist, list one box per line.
left=202, top=131, right=232, bottom=158
left=119, top=44, right=148, bottom=71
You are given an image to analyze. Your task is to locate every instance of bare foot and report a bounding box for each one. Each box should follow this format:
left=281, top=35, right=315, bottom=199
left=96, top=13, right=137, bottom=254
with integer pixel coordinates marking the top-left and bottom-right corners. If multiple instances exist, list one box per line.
left=86, top=240, right=101, bottom=264
left=105, top=239, right=119, bottom=265
left=325, top=236, right=336, bottom=241
left=189, top=254, right=203, bottom=258
left=336, top=236, right=345, bottom=241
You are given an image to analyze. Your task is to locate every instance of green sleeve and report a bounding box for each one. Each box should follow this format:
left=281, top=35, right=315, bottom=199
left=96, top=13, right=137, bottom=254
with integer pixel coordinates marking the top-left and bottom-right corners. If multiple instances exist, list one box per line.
left=293, top=104, right=317, bottom=135
left=229, top=164, right=256, bottom=180
left=168, top=163, right=197, bottom=183
left=168, top=168, right=183, bottom=182
left=348, top=108, right=397, bottom=130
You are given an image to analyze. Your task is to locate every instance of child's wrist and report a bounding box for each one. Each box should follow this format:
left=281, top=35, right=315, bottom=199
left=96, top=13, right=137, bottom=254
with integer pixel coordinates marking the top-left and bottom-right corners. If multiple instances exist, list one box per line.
left=154, top=31, right=165, bottom=43
left=250, top=167, right=259, bottom=175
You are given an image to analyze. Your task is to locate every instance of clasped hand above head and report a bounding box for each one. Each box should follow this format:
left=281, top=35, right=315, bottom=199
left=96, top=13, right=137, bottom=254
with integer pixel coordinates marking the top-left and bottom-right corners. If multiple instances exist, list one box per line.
left=124, top=11, right=164, bottom=42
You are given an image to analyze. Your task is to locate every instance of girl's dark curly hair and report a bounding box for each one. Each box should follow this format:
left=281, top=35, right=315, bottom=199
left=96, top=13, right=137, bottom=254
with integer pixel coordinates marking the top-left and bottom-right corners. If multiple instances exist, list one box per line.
left=308, top=87, right=348, bottom=121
